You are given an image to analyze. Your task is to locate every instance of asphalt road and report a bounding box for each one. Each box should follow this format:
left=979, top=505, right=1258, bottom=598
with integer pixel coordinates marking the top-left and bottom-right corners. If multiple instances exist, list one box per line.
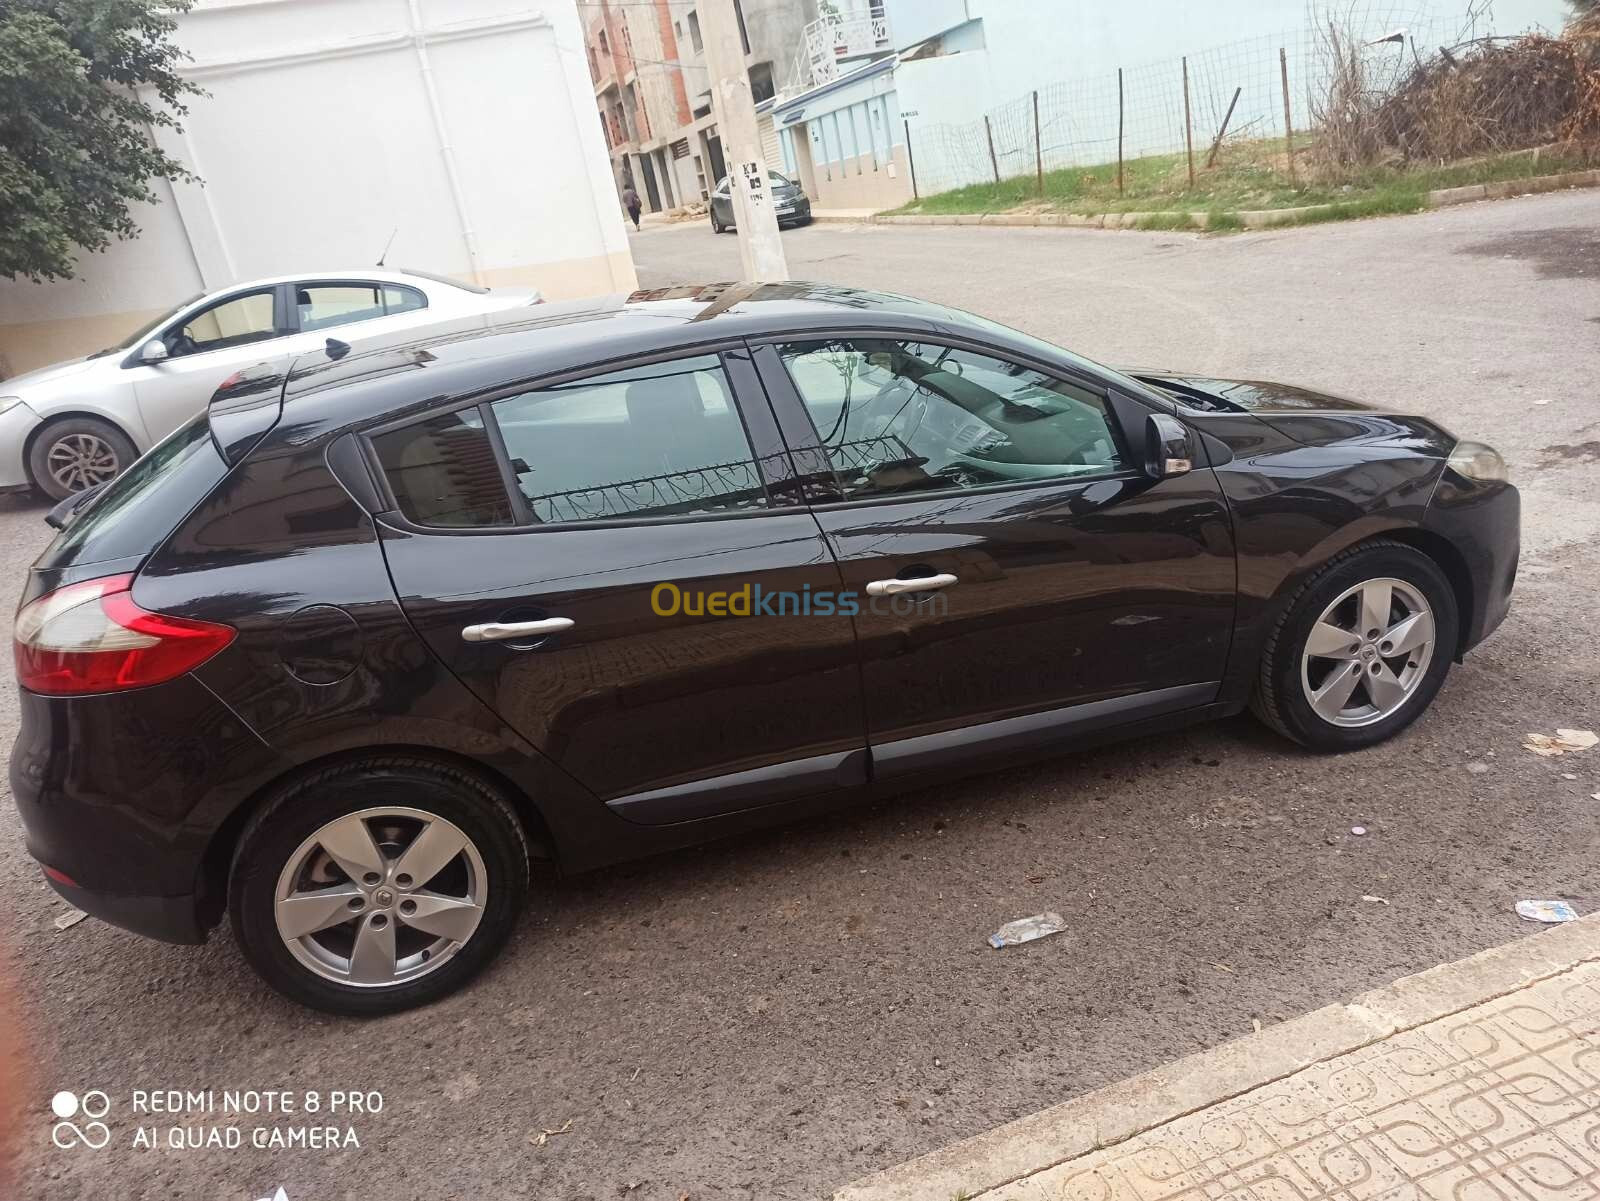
left=5, top=192, right=1600, bottom=1201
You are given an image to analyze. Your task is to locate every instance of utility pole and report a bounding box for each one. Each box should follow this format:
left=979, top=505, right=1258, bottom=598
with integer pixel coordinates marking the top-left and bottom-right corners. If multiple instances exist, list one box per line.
left=699, top=0, right=788, bottom=282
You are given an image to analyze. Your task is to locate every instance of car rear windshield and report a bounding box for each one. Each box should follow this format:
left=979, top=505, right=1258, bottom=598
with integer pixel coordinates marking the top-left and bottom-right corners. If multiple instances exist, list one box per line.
left=37, top=417, right=227, bottom=569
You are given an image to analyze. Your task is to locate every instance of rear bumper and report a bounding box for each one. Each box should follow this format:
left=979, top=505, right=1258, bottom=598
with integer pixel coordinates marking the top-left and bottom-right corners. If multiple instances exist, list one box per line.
left=10, top=674, right=282, bottom=944
left=1423, top=475, right=1519, bottom=654
left=41, top=871, right=205, bottom=944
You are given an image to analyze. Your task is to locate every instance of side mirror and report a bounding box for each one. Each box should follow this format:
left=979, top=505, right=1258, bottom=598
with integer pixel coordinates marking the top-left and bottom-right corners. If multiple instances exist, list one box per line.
left=1145, top=413, right=1193, bottom=478
left=139, top=339, right=169, bottom=364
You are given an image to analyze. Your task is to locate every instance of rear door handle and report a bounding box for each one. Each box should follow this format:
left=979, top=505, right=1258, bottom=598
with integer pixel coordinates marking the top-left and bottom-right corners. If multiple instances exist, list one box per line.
left=461, top=618, right=575, bottom=643
left=864, top=573, right=958, bottom=597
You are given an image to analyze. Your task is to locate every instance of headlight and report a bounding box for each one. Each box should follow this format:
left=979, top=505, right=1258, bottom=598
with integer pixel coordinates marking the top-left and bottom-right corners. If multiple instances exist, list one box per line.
left=1448, top=440, right=1508, bottom=483
left=0, top=396, right=22, bottom=416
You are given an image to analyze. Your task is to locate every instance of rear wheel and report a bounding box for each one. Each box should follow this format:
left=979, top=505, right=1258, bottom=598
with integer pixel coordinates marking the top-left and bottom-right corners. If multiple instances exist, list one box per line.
left=28, top=417, right=137, bottom=501
left=1252, top=541, right=1458, bottom=751
left=710, top=213, right=724, bottom=233
left=229, top=758, right=529, bottom=1015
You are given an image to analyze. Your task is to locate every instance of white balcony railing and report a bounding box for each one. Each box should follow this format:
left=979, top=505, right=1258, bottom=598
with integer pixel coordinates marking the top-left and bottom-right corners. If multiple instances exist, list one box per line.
left=802, top=5, right=890, bottom=89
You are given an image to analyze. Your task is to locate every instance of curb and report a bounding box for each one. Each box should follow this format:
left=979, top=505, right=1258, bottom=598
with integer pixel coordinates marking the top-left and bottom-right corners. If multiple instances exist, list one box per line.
left=832, top=913, right=1600, bottom=1201
left=863, top=167, right=1600, bottom=232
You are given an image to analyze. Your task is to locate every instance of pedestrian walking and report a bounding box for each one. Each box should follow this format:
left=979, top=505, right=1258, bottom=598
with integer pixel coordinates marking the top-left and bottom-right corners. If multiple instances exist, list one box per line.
left=622, top=184, right=642, bottom=231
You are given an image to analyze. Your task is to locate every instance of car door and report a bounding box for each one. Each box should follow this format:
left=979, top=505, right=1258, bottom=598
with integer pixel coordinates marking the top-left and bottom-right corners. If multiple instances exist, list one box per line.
left=711, top=178, right=732, bottom=226
left=370, top=345, right=867, bottom=822
left=129, top=285, right=303, bottom=446
left=752, top=333, right=1237, bottom=778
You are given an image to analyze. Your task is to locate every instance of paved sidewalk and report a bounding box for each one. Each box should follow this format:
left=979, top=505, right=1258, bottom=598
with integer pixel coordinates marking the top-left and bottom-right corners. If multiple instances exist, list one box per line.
left=836, top=916, right=1600, bottom=1201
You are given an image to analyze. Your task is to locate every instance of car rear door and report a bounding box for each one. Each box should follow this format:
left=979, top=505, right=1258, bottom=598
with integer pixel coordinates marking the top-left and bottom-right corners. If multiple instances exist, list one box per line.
left=369, top=345, right=867, bottom=821
left=751, top=332, right=1237, bottom=778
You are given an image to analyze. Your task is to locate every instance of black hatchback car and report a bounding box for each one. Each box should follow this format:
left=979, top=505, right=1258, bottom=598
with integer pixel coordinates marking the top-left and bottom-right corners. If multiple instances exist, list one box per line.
left=11, top=283, right=1517, bottom=1014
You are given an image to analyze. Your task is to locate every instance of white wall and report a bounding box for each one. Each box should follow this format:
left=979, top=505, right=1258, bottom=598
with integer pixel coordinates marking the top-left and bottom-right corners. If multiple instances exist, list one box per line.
left=0, top=0, right=636, bottom=378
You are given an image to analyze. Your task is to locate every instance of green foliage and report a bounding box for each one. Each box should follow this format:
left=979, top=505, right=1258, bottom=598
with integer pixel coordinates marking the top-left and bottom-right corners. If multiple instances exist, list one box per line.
left=0, top=0, right=200, bottom=281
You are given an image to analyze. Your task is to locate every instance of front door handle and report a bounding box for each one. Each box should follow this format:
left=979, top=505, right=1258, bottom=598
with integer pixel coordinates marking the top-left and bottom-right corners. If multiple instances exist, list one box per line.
left=864, top=573, right=958, bottom=597
left=461, top=617, right=575, bottom=643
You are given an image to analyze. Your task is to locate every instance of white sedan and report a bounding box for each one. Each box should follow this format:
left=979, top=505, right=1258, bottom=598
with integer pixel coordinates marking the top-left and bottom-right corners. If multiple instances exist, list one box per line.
left=0, top=268, right=542, bottom=499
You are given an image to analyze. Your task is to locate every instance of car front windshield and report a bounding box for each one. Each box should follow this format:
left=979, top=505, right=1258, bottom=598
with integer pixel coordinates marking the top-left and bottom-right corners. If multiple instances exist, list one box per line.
left=101, top=294, right=204, bottom=355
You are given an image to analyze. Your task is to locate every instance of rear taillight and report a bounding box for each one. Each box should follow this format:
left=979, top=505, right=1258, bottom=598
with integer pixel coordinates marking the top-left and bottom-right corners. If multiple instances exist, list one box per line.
left=13, top=574, right=235, bottom=696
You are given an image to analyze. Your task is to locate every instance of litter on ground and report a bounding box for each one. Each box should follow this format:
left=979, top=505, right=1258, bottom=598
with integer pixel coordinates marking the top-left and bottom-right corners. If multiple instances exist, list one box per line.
left=1523, top=729, right=1599, bottom=757
left=988, top=912, right=1066, bottom=949
left=1516, top=900, right=1578, bottom=923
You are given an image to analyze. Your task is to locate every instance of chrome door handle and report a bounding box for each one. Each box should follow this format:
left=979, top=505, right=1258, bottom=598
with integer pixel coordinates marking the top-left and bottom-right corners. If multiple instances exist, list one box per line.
left=864, top=573, right=958, bottom=597
left=461, top=618, right=574, bottom=643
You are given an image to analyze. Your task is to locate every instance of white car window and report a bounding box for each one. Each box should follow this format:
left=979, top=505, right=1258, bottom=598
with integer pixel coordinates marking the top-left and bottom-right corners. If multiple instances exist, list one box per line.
left=296, top=283, right=427, bottom=333
left=167, top=290, right=279, bottom=359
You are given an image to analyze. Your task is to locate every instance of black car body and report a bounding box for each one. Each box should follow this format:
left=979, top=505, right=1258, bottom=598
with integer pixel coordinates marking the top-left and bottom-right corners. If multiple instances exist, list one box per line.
left=9, top=283, right=1518, bottom=1013
left=709, top=171, right=812, bottom=232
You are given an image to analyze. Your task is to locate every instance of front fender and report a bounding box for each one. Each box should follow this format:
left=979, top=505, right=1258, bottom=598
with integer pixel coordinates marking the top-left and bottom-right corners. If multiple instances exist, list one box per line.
left=1214, top=444, right=1446, bottom=708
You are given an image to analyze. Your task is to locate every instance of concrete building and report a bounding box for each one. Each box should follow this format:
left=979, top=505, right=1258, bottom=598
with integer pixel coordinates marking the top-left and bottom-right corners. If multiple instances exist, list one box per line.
left=0, top=0, right=636, bottom=380
left=584, top=0, right=831, bottom=212
left=769, top=1, right=908, bottom=215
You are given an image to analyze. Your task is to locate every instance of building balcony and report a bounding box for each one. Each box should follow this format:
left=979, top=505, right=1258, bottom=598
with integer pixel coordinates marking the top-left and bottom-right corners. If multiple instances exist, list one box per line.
left=802, top=4, right=891, bottom=88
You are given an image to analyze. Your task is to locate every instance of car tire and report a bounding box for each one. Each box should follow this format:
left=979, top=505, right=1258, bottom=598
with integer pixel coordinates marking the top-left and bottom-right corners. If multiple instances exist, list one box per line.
left=27, top=416, right=138, bottom=502
left=710, top=214, right=724, bottom=233
left=1251, top=540, right=1458, bottom=752
left=229, top=756, right=530, bottom=1016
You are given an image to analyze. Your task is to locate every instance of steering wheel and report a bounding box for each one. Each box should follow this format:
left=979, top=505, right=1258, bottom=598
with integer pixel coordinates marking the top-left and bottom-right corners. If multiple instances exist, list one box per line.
left=165, top=327, right=199, bottom=358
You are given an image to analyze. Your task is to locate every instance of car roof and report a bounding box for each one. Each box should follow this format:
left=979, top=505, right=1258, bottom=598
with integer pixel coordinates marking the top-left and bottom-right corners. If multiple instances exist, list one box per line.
left=280, top=281, right=965, bottom=414
left=207, top=267, right=475, bottom=292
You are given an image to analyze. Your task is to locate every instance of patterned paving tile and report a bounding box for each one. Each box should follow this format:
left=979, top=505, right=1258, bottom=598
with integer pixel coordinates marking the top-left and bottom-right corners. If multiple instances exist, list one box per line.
left=988, top=963, right=1600, bottom=1201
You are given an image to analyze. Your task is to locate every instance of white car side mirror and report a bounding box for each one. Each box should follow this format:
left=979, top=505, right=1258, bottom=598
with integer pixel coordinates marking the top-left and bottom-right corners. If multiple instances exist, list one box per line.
left=139, top=339, right=169, bottom=364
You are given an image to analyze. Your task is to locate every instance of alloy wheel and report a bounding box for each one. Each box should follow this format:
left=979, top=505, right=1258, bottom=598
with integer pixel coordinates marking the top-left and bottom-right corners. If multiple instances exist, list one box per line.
left=46, top=433, right=120, bottom=491
left=273, top=806, right=488, bottom=988
left=1299, top=576, right=1435, bottom=727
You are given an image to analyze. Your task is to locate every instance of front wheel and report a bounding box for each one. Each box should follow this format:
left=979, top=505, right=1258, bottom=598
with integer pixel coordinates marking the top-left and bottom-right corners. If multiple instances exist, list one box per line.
left=28, top=417, right=137, bottom=501
left=229, top=758, right=529, bottom=1015
left=1251, top=541, right=1458, bottom=751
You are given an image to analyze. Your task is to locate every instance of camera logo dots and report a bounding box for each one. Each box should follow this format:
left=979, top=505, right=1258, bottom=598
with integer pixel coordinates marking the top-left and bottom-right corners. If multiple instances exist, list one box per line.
left=49, top=1089, right=111, bottom=1149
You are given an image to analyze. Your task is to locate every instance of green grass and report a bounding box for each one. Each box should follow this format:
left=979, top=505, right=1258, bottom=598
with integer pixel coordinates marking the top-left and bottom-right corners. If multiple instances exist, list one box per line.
left=887, top=142, right=1591, bottom=227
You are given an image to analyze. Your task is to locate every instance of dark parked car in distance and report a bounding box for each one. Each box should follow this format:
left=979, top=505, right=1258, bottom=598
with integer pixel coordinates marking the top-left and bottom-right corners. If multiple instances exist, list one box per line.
left=709, top=171, right=812, bottom=232
left=10, top=283, right=1518, bottom=1014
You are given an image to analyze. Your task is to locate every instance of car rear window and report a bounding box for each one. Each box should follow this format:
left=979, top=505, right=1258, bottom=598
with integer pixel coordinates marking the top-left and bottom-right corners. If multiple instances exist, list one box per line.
left=37, top=417, right=228, bottom=569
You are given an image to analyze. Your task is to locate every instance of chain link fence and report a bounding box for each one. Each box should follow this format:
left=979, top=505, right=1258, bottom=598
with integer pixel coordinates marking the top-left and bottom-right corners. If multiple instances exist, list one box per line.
left=903, top=4, right=1501, bottom=198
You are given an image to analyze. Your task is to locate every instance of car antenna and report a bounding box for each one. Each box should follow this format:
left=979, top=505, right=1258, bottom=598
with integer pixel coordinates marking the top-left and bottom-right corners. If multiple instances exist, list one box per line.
left=325, top=338, right=351, bottom=361
left=375, top=227, right=399, bottom=267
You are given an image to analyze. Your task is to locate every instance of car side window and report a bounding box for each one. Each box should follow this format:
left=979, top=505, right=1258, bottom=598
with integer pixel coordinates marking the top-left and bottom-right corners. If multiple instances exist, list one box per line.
left=297, top=283, right=427, bottom=333
left=777, top=338, right=1128, bottom=501
left=372, top=407, right=516, bottom=528
left=490, top=354, right=768, bottom=524
left=165, top=289, right=279, bottom=358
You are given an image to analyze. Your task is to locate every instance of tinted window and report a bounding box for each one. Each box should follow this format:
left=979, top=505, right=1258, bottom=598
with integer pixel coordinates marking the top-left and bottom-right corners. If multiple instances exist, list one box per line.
left=491, top=355, right=767, bottom=524
left=780, top=339, right=1127, bottom=500
left=296, top=283, right=427, bottom=332
left=168, top=290, right=278, bottom=358
left=38, top=417, right=226, bottom=568
left=372, top=408, right=514, bottom=528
